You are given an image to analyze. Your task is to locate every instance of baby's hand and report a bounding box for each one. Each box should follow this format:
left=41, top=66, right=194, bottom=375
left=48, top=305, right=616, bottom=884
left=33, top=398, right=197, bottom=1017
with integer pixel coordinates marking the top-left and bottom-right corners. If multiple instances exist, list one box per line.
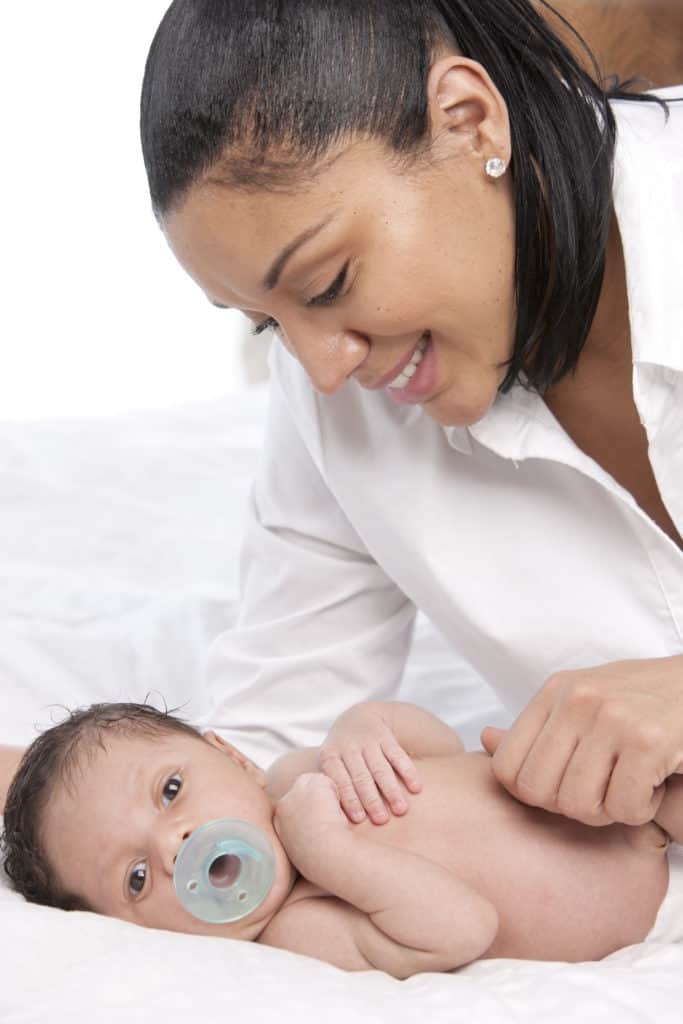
left=318, top=704, right=421, bottom=825
left=274, top=773, right=349, bottom=869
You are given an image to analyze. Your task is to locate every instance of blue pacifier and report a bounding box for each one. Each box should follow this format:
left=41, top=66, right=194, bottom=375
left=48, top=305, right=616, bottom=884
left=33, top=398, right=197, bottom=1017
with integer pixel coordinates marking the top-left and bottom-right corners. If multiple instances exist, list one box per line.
left=173, top=819, right=275, bottom=924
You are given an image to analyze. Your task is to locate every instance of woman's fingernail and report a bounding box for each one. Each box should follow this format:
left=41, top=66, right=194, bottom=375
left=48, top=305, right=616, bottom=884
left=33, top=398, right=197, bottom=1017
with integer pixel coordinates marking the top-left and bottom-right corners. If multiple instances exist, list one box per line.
left=351, top=809, right=365, bottom=821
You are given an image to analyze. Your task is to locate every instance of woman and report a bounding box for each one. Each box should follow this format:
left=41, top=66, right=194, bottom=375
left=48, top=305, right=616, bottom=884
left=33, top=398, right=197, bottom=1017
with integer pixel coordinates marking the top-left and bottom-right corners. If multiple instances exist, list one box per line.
left=129, top=2, right=683, bottom=831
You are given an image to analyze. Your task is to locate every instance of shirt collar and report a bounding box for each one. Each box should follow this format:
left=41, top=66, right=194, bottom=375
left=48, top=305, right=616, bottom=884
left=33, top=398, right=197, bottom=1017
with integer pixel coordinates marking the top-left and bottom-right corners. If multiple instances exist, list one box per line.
left=444, top=92, right=683, bottom=463
left=611, top=90, right=683, bottom=372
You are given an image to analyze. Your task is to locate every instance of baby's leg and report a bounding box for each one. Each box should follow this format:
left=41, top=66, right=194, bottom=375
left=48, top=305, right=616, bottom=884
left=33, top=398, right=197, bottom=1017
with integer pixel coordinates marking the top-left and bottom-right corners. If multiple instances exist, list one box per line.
left=654, top=775, right=683, bottom=844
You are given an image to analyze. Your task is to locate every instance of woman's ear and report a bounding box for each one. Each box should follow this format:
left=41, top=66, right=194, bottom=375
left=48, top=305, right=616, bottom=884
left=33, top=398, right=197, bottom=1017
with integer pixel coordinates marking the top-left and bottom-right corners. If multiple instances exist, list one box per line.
left=203, top=731, right=267, bottom=787
left=426, top=55, right=511, bottom=168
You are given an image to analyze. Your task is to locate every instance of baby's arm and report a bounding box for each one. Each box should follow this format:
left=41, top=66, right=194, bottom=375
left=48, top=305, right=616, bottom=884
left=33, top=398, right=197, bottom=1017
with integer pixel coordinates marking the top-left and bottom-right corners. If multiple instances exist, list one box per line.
left=0, top=746, right=24, bottom=815
left=264, top=773, right=498, bottom=977
left=266, top=701, right=463, bottom=815
left=319, top=701, right=463, bottom=823
left=339, top=701, right=465, bottom=757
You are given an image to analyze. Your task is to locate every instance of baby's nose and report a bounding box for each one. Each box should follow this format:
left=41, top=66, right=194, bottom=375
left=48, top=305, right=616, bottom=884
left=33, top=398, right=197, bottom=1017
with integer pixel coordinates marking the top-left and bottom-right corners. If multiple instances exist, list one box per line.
left=173, top=829, right=192, bottom=863
left=161, top=827, right=192, bottom=875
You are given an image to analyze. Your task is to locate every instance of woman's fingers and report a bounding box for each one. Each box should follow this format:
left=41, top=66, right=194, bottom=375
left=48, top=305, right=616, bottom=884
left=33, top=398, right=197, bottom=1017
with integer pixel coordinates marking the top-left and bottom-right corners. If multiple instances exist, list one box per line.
left=486, top=697, right=552, bottom=796
left=552, top=735, right=618, bottom=825
left=486, top=660, right=683, bottom=826
left=480, top=726, right=505, bottom=755
left=603, top=751, right=667, bottom=826
left=487, top=680, right=621, bottom=822
left=514, top=723, right=581, bottom=812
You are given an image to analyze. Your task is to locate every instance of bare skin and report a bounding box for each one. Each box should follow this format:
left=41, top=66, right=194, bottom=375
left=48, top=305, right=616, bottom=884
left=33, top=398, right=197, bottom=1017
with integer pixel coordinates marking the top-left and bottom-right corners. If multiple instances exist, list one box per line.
left=537, top=0, right=683, bottom=92
left=544, top=218, right=682, bottom=551
left=163, top=57, right=517, bottom=430
left=35, top=702, right=679, bottom=977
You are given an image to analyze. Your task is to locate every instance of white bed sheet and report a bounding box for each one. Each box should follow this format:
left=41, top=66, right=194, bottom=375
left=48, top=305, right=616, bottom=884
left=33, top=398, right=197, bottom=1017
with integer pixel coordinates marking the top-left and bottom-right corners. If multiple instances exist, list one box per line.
left=1, top=391, right=682, bottom=1022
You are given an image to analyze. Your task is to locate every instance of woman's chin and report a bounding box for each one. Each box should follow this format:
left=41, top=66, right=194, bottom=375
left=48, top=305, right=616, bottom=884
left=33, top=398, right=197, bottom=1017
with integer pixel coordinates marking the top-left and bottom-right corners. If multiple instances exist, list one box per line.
left=423, top=385, right=498, bottom=428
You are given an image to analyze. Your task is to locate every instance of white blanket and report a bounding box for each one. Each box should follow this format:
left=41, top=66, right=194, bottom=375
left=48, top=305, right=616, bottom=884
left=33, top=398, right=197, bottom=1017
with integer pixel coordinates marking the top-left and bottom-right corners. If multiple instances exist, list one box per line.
left=1, top=392, right=682, bottom=1022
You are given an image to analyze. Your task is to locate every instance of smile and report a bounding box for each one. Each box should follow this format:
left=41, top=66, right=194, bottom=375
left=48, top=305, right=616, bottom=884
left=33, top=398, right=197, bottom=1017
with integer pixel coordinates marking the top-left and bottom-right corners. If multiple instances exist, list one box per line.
left=383, top=331, right=436, bottom=406
left=388, top=334, right=429, bottom=390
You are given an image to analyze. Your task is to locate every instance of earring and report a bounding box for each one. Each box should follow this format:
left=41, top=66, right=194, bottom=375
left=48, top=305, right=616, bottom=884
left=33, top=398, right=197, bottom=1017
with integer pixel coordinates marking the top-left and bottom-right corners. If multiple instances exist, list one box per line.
left=485, top=157, right=507, bottom=179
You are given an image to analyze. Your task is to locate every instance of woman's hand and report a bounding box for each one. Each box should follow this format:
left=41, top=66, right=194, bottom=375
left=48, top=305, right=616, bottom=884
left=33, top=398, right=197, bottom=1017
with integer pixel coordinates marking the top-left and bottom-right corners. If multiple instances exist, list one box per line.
left=481, top=656, right=683, bottom=827
left=318, top=704, right=421, bottom=825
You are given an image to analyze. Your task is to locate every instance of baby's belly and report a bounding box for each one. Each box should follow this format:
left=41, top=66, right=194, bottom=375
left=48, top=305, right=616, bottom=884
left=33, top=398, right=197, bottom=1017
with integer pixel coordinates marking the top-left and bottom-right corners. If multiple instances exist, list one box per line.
left=355, top=752, right=669, bottom=961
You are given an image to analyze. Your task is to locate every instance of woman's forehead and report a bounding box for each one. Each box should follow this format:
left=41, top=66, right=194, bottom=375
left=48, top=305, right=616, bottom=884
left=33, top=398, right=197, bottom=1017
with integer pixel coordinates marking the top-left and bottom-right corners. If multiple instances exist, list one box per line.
left=161, top=138, right=425, bottom=307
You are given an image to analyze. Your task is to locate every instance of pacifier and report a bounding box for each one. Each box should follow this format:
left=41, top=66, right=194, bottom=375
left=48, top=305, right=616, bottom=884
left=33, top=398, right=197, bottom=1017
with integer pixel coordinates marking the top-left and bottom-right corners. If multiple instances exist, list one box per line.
left=173, top=818, right=275, bottom=924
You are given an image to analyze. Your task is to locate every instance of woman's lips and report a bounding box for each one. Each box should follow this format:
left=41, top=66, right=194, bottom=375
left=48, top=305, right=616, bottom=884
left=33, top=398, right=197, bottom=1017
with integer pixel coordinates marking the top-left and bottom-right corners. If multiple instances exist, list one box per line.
left=364, top=331, right=432, bottom=391
left=385, top=333, right=436, bottom=405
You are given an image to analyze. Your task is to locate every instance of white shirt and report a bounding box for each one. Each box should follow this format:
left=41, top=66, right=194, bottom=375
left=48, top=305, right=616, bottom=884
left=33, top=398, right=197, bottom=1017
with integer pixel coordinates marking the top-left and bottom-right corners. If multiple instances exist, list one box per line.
left=201, top=90, right=683, bottom=768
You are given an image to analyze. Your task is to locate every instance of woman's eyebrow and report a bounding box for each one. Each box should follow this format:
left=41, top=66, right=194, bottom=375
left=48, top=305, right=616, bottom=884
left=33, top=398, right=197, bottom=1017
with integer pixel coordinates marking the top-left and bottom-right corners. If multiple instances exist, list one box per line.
left=262, top=213, right=337, bottom=292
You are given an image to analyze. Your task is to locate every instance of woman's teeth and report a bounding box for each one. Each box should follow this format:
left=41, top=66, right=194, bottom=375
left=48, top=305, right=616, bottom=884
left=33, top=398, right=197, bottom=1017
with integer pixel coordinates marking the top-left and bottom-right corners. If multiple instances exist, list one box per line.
left=388, top=334, right=429, bottom=391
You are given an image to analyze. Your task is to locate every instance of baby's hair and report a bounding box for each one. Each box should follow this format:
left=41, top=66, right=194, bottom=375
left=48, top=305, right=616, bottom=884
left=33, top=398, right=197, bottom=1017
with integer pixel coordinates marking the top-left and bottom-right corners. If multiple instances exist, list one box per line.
left=1, top=702, right=202, bottom=912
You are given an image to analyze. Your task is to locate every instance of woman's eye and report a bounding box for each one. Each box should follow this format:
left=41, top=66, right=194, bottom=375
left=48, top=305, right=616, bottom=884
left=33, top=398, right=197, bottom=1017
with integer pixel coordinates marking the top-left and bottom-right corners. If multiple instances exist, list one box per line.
left=250, top=261, right=349, bottom=336
left=307, top=261, right=349, bottom=308
left=251, top=316, right=279, bottom=336
left=161, top=773, right=182, bottom=808
left=128, top=861, right=147, bottom=897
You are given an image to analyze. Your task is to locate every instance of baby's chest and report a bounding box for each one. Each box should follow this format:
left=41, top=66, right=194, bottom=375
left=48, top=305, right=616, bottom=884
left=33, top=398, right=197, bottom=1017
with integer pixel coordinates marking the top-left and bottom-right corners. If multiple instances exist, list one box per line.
left=378, top=757, right=660, bottom=903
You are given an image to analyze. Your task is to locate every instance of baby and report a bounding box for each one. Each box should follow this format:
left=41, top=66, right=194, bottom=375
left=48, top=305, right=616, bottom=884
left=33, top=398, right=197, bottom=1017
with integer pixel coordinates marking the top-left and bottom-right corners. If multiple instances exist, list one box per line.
left=2, top=699, right=682, bottom=978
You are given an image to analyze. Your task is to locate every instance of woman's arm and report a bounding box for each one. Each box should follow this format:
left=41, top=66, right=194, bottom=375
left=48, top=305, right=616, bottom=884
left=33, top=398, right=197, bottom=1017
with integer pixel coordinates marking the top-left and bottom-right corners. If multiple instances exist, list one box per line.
left=0, top=747, right=24, bottom=815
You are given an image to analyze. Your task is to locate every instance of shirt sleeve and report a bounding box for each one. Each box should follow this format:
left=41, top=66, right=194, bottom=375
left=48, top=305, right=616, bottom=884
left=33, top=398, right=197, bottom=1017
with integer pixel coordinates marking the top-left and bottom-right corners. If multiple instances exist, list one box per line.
left=196, top=370, right=417, bottom=769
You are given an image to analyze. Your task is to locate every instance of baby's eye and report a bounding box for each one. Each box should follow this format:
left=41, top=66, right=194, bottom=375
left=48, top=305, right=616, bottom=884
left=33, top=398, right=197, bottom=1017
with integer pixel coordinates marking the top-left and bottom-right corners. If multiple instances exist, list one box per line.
left=128, top=861, right=147, bottom=897
left=162, top=773, right=183, bottom=808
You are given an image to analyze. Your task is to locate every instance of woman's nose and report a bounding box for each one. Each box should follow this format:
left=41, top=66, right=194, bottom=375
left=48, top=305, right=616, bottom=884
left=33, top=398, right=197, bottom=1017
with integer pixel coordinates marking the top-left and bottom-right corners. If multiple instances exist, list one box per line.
left=283, top=326, right=369, bottom=395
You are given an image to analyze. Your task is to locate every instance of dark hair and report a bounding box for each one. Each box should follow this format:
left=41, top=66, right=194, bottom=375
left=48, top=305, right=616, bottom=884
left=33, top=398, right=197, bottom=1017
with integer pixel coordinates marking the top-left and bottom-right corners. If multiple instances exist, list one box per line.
left=140, top=0, right=668, bottom=392
left=1, top=702, right=202, bottom=912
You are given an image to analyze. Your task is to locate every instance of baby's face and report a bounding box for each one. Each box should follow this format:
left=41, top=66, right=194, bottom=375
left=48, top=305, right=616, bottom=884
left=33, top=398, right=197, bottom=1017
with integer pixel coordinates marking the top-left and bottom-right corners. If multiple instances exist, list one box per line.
left=39, top=729, right=295, bottom=939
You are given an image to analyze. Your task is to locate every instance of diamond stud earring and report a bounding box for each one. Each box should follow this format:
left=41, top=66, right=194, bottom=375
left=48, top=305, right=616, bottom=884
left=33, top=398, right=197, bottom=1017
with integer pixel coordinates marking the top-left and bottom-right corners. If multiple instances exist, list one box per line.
left=485, top=157, right=507, bottom=179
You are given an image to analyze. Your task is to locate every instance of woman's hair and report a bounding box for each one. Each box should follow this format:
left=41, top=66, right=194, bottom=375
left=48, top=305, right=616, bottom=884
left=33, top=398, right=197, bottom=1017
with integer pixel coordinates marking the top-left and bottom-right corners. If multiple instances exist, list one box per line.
left=1, top=702, right=202, bottom=912
left=140, top=0, right=668, bottom=392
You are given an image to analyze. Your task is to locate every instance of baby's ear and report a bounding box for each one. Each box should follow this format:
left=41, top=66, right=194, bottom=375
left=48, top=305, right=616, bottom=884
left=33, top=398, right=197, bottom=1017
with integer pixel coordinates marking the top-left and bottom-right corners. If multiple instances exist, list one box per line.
left=202, top=731, right=267, bottom=787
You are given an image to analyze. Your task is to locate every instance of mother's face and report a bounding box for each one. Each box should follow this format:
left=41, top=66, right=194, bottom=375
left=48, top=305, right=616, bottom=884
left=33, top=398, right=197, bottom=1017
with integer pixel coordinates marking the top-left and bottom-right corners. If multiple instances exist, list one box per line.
left=163, top=56, right=516, bottom=427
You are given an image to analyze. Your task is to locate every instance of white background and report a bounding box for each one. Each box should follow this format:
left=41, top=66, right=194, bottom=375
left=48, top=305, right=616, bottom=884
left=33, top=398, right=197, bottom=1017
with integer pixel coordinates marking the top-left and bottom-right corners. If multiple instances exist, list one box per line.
left=1, top=2, right=255, bottom=421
